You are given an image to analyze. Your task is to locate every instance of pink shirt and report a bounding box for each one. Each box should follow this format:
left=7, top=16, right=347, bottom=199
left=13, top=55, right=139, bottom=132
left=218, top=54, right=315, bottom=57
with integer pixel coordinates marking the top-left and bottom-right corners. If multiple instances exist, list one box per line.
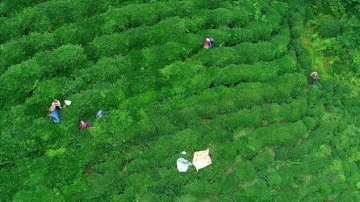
left=79, top=121, right=91, bottom=129
left=204, top=38, right=211, bottom=46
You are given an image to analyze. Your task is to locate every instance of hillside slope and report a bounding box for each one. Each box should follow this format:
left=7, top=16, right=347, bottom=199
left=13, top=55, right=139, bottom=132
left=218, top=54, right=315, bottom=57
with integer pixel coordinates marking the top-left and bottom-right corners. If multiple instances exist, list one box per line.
left=0, top=0, right=359, bottom=201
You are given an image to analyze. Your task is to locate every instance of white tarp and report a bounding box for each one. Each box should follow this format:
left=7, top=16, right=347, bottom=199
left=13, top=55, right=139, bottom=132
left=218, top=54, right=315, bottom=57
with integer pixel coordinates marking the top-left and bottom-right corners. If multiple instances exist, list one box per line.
left=176, top=158, right=192, bottom=172
left=192, top=148, right=212, bottom=171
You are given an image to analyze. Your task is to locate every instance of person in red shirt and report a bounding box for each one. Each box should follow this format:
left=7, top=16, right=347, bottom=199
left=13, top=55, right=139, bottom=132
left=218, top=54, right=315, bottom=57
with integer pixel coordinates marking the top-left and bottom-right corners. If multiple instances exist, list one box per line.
left=203, top=37, right=215, bottom=49
left=79, top=120, right=91, bottom=129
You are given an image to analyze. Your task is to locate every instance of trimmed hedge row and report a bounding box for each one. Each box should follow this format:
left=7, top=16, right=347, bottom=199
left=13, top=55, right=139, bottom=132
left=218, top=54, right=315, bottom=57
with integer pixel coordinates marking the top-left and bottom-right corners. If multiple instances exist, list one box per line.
left=159, top=61, right=211, bottom=97
left=157, top=72, right=307, bottom=120
left=191, top=25, right=291, bottom=66
left=88, top=17, right=188, bottom=59
left=0, top=0, right=110, bottom=43
left=246, top=120, right=308, bottom=151
left=139, top=74, right=307, bottom=135
left=0, top=60, right=43, bottom=108
left=4, top=1, right=359, bottom=201
left=0, top=32, right=56, bottom=73
left=212, top=54, right=298, bottom=84
left=89, top=14, right=288, bottom=62
left=0, top=1, right=199, bottom=45
left=243, top=8, right=283, bottom=41
left=0, top=45, right=87, bottom=109
left=101, top=1, right=201, bottom=32
left=116, top=97, right=309, bottom=174
left=0, top=1, right=287, bottom=70
left=204, top=96, right=307, bottom=133
left=74, top=56, right=126, bottom=86
left=102, top=93, right=307, bottom=147
left=88, top=4, right=290, bottom=61
left=97, top=1, right=256, bottom=36
left=53, top=20, right=101, bottom=47
left=0, top=0, right=48, bottom=17
left=1, top=11, right=106, bottom=70
left=197, top=7, right=287, bottom=44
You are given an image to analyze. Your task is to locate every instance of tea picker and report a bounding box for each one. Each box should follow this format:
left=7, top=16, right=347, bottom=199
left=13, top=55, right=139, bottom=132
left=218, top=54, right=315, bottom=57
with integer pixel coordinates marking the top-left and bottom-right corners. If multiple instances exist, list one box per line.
left=48, top=99, right=62, bottom=123
left=203, top=37, right=215, bottom=49
left=309, top=71, right=319, bottom=84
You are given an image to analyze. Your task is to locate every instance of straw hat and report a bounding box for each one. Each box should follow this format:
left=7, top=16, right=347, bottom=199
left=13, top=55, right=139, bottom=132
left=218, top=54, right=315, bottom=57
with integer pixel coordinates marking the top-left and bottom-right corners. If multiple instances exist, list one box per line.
left=64, top=100, right=72, bottom=106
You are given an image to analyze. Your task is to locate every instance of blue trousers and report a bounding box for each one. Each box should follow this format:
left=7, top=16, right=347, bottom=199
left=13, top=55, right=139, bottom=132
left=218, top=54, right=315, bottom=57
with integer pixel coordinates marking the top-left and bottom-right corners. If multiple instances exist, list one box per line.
left=49, top=109, right=60, bottom=123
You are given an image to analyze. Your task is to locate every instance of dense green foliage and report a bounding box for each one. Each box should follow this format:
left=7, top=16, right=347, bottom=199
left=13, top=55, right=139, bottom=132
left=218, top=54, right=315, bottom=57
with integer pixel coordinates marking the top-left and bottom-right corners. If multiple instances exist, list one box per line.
left=1, top=0, right=359, bottom=201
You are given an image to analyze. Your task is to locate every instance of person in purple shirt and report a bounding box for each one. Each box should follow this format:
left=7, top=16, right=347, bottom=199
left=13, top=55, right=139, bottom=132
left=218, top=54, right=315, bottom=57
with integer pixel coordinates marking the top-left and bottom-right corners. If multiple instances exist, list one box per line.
left=79, top=120, right=91, bottom=129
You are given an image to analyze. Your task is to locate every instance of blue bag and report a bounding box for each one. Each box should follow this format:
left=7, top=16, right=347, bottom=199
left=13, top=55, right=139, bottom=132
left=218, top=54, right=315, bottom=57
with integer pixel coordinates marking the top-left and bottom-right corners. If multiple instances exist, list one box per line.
left=96, top=110, right=106, bottom=118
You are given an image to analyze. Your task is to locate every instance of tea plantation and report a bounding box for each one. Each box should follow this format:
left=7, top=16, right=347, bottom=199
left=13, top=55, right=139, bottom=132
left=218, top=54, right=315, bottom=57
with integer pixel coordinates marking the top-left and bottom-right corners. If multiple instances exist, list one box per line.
left=0, top=0, right=359, bottom=201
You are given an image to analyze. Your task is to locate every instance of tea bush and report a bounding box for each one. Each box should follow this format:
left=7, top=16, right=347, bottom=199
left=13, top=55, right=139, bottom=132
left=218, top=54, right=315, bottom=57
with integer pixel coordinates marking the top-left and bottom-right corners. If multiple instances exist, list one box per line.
left=0, top=60, right=43, bottom=108
left=247, top=121, right=307, bottom=150
left=0, top=32, right=56, bottom=72
left=36, top=44, right=88, bottom=77
left=37, top=0, right=107, bottom=29
left=53, top=23, right=96, bottom=46
left=1, top=0, right=359, bottom=201
left=212, top=54, right=297, bottom=85
left=89, top=17, right=187, bottom=59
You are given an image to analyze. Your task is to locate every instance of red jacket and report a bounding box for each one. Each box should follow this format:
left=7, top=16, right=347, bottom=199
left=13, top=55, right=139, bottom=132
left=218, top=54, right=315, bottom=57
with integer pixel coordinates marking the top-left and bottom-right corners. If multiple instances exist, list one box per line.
left=204, top=38, right=211, bottom=46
